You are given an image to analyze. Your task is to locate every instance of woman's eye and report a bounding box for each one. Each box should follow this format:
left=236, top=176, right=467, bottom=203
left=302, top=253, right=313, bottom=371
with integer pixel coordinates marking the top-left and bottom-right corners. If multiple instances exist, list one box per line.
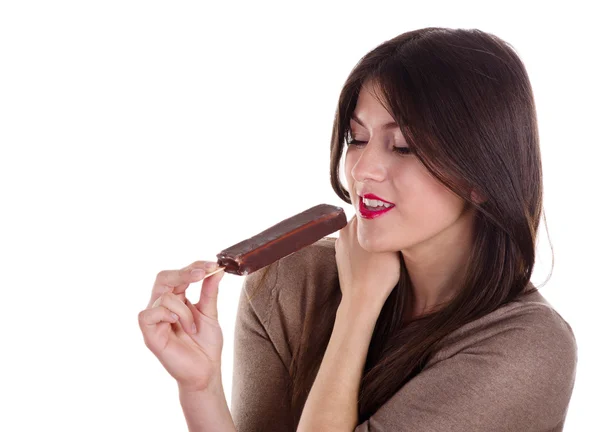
left=393, top=147, right=412, bottom=155
left=347, top=138, right=367, bottom=146
left=346, top=132, right=412, bottom=155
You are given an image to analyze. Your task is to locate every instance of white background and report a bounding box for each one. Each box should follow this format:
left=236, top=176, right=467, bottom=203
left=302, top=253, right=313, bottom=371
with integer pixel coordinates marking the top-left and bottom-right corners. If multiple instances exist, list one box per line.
left=1, top=1, right=598, bottom=430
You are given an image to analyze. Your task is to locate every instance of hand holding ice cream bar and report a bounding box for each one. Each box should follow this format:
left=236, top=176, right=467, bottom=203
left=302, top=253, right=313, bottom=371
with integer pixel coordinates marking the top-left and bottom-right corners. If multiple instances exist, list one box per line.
left=204, top=204, right=347, bottom=278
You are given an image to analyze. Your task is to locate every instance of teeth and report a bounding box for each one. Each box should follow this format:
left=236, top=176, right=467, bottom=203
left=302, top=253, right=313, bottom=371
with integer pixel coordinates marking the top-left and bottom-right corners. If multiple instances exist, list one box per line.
left=362, top=197, right=392, bottom=208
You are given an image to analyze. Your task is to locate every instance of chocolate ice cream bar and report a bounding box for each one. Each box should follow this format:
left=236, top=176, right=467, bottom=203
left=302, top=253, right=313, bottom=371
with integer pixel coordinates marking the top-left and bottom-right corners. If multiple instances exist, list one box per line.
left=216, top=204, right=347, bottom=275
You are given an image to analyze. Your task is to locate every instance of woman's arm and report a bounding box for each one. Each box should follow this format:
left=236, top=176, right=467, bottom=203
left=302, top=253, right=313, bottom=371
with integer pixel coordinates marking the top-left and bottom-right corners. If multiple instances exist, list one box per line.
left=299, top=301, right=577, bottom=432
left=179, top=380, right=236, bottom=432
left=297, top=299, right=381, bottom=431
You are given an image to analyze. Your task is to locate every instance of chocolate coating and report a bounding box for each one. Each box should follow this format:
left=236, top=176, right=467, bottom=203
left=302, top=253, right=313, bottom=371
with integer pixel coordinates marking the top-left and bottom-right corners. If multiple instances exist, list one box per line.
left=216, top=204, right=347, bottom=275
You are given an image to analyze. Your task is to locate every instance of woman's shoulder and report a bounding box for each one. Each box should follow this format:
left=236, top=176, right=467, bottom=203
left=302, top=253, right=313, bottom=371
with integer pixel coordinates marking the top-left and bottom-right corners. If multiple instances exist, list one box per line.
left=430, top=288, right=578, bottom=379
left=240, top=237, right=340, bottom=357
left=242, top=236, right=338, bottom=305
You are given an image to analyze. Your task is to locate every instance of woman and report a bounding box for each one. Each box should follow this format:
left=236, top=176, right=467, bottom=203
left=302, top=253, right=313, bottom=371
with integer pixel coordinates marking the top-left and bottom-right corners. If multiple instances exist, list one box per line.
left=139, top=27, right=577, bottom=431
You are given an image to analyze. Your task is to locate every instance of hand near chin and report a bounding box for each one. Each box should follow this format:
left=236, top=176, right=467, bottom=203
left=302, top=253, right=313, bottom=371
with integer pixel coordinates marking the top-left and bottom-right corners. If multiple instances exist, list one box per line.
left=334, top=215, right=401, bottom=312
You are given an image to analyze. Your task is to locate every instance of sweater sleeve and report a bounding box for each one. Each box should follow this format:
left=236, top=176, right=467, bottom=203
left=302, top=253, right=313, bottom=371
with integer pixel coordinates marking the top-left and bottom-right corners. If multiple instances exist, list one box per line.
left=230, top=267, right=294, bottom=432
left=354, top=304, right=578, bottom=432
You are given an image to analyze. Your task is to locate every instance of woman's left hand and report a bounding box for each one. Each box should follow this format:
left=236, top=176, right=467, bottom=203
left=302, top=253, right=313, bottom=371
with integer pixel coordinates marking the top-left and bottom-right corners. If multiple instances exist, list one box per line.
left=335, top=215, right=401, bottom=311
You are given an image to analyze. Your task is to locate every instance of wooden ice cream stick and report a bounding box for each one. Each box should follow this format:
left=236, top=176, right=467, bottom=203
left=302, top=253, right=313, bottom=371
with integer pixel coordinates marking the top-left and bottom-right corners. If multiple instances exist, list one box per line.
left=204, top=266, right=226, bottom=278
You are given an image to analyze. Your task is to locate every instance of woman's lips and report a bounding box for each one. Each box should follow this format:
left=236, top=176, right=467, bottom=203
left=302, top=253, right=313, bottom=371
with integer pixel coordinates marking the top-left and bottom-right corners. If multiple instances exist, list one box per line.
left=362, top=193, right=394, bottom=204
left=358, top=196, right=395, bottom=219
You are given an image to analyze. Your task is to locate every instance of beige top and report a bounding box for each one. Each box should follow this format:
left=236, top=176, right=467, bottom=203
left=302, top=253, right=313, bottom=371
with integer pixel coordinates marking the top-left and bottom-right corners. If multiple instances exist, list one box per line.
left=231, top=237, right=577, bottom=431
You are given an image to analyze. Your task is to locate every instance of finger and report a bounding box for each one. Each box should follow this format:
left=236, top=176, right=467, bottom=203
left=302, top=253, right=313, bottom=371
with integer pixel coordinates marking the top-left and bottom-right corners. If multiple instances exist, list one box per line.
left=152, top=292, right=197, bottom=335
left=148, top=267, right=197, bottom=308
left=193, top=268, right=225, bottom=321
left=149, top=261, right=220, bottom=308
left=138, top=305, right=179, bottom=329
left=170, top=262, right=221, bottom=297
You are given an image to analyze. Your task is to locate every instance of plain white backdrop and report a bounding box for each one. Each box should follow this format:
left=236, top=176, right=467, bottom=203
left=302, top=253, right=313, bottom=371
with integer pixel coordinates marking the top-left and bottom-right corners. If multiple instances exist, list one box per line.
left=1, top=1, right=598, bottom=430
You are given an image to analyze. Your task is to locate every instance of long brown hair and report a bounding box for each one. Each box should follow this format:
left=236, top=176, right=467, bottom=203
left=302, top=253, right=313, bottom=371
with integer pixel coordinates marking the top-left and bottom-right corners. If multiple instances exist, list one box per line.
left=262, top=27, right=551, bottom=427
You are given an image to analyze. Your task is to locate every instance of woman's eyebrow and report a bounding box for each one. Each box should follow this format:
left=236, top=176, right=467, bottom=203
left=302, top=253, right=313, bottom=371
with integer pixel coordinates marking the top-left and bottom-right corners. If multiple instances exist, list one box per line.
left=351, top=113, right=399, bottom=130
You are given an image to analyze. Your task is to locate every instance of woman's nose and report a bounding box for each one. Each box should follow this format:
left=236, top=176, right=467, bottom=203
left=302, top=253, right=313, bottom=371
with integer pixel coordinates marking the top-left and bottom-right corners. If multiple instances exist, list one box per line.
left=350, top=141, right=387, bottom=183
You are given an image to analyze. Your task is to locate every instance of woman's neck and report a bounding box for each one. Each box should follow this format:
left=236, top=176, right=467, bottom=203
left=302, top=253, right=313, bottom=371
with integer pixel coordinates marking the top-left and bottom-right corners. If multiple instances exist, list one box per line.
left=401, top=206, right=476, bottom=319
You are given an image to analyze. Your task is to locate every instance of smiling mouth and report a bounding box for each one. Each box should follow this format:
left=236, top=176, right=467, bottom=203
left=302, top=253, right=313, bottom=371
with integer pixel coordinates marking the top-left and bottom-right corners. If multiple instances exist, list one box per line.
left=358, top=196, right=395, bottom=219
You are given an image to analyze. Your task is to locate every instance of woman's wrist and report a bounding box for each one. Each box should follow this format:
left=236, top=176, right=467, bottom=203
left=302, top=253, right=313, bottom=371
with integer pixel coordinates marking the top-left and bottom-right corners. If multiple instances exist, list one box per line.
left=338, top=293, right=387, bottom=322
left=177, top=369, right=224, bottom=395
left=178, top=377, right=236, bottom=432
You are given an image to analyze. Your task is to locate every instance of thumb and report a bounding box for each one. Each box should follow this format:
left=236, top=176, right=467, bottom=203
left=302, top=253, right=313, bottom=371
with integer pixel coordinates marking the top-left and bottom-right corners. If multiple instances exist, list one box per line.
left=194, top=269, right=225, bottom=321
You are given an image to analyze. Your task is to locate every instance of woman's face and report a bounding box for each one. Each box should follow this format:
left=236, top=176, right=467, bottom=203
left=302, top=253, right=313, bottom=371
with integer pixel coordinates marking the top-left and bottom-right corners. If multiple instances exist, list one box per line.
left=344, top=81, right=472, bottom=254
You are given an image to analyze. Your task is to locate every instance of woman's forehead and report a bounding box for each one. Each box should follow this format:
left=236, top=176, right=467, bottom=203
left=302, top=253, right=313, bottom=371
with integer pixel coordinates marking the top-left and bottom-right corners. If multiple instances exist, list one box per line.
left=352, top=89, right=397, bottom=128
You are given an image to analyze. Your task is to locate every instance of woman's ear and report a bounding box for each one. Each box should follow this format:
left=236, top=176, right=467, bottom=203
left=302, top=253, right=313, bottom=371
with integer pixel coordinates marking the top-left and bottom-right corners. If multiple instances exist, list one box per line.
left=471, top=189, right=486, bottom=204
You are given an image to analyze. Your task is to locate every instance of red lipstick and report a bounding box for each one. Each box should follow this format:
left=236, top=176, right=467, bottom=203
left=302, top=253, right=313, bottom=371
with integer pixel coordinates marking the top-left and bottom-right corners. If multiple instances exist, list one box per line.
left=358, top=193, right=395, bottom=219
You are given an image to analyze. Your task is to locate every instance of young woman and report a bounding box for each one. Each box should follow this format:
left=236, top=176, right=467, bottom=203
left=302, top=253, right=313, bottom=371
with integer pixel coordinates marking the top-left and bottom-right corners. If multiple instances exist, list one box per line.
left=139, top=27, right=577, bottom=431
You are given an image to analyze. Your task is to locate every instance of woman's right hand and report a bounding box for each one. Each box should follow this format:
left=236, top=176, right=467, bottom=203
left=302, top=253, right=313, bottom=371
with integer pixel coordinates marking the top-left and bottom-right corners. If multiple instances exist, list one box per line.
left=138, top=261, right=226, bottom=393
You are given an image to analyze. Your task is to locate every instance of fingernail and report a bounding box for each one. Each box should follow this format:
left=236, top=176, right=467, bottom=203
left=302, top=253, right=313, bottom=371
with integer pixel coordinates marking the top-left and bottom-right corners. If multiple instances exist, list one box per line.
left=204, top=262, right=219, bottom=271
left=191, top=269, right=205, bottom=278
left=191, top=323, right=197, bottom=333
left=171, top=313, right=179, bottom=321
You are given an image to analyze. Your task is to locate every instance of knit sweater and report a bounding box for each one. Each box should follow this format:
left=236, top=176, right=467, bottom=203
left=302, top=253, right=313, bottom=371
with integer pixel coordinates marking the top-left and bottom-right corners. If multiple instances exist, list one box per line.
left=231, top=237, right=577, bottom=431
